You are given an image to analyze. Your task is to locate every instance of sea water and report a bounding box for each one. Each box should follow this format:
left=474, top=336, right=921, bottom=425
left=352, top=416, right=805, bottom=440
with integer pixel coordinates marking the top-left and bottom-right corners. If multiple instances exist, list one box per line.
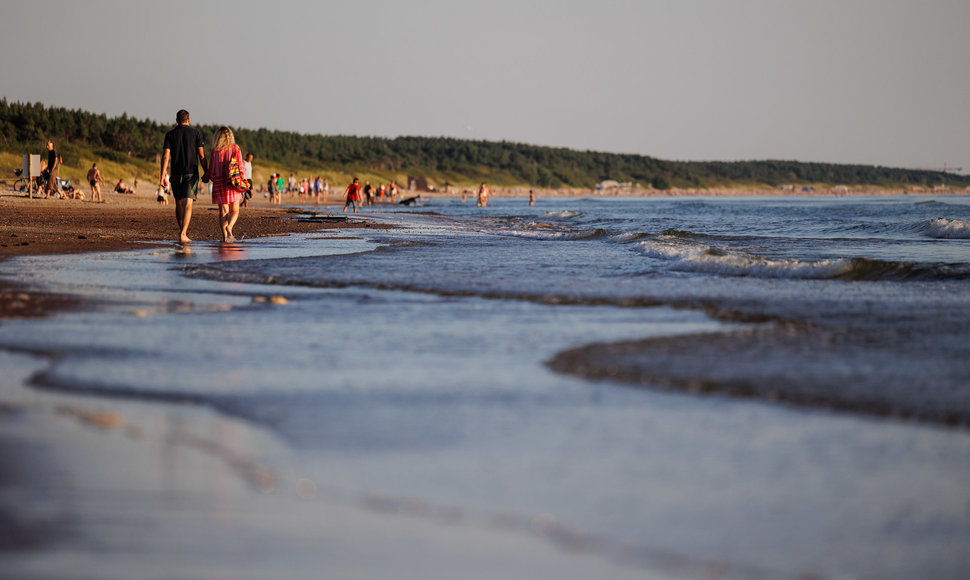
left=2, top=195, right=969, bottom=579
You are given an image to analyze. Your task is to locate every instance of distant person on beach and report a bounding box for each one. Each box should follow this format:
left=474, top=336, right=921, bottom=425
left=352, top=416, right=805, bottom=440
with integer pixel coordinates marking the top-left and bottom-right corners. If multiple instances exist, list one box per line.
left=114, top=179, right=133, bottom=194
left=477, top=182, right=489, bottom=207
left=208, top=126, right=246, bottom=243
left=276, top=174, right=286, bottom=204
left=87, top=163, right=105, bottom=202
left=43, top=140, right=60, bottom=199
left=242, top=153, right=254, bottom=208
left=343, top=177, right=361, bottom=213
left=529, top=189, right=535, bottom=206
left=363, top=180, right=373, bottom=206
left=268, top=173, right=279, bottom=204
left=160, top=109, right=207, bottom=243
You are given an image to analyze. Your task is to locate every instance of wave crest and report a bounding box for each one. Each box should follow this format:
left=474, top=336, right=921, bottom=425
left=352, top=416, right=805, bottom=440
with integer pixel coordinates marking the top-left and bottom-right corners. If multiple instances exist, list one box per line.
left=636, top=241, right=849, bottom=279
left=924, top=218, right=970, bottom=239
left=635, top=241, right=970, bottom=281
left=500, top=224, right=607, bottom=241
left=543, top=210, right=582, bottom=219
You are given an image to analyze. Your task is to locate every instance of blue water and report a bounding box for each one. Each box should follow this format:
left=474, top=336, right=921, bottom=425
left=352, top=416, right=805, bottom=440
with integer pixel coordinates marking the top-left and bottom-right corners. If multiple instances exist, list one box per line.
left=2, top=195, right=969, bottom=579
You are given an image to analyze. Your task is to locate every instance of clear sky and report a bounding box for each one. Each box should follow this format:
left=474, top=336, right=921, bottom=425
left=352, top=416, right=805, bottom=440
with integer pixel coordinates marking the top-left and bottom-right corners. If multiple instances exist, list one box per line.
left=2, top=0, right=967, bottom=171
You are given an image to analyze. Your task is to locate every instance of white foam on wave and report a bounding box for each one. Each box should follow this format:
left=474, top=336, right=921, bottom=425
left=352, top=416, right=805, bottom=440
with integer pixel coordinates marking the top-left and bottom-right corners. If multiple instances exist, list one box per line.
left=925, top=218, right=970, bottom=239
left=635, top=240, right=851, bottom=279
left=499, top=225, right=604, bottom=241
left=544, top=210, right=582, bottom=219
left=611, top=231, right=650, bottom=243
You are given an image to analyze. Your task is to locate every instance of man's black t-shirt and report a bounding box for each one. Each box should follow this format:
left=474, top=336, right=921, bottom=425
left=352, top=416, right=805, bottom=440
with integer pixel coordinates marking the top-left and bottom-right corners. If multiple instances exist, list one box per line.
left=47, top=148, right=58, bottom=172
left=163, top=124, right=204, bottom=177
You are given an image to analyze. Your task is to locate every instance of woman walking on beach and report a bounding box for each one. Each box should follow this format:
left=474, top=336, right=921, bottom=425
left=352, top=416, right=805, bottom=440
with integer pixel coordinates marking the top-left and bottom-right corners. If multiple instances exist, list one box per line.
left=343, top=177, right=361, bottom=213
left=207, top=127, right=245, bottom=242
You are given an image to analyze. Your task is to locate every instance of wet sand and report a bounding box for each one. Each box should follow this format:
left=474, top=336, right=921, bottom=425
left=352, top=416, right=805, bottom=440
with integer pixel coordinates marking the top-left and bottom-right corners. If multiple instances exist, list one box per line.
left=0, top=191, right=652, bottom=579
left=0, top=189, right=373, bottom=258
left=0, top=190, right=382, bottom=316
left=547, top=321, right=970, bottom=427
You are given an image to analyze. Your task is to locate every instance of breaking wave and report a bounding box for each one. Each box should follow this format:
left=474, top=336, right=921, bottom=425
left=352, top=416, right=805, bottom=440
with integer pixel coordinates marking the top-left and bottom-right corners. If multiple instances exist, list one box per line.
left=635, top=240, right=970, bottom=281
left=543, top=210, right=583, bottom=219
left=498, top=224, right=607, bottom=241
left=610, top=231, right=651, bottom=243
left=924, top=218, right=970, bottom=239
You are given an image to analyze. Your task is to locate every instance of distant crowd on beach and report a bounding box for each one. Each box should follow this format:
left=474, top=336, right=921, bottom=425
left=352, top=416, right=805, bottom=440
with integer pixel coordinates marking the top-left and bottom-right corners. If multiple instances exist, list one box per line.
left=20, top=109, right=533, bottom=244
left=255, top=174, right=406, bottom=207
left=17, top=140, right=145, bottom=203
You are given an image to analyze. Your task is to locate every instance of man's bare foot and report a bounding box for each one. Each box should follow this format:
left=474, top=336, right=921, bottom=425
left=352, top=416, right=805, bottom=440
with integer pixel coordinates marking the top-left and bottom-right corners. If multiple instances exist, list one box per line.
left=179, top=235, right=192, bottom=243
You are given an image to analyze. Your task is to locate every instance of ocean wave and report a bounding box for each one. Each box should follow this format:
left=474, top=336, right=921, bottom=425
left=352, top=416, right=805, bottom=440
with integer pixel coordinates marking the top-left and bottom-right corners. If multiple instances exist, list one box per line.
left=610, top=228, right=705, bottom=244
left=636, top=241, right=850, bottom=279
left=659, top=228, right=703, bottom=239
left=635, top=240, right=970, bottom=281
left=924, top=218, right=970, bottom=239
left=611, top=231, right=651, bottom=243
left=499, top=225, right=607, bottom=241
left=544, top=210, right=583, bottom=219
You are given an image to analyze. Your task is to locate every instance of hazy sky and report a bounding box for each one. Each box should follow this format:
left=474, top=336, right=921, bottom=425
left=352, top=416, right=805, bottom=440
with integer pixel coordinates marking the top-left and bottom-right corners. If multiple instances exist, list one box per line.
left=2, top=0, right=967, bottom=170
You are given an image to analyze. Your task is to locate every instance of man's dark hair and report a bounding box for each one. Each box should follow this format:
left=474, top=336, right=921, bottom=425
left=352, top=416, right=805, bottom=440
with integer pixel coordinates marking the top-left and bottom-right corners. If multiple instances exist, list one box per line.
left=176, top=109, right=190, bottom=124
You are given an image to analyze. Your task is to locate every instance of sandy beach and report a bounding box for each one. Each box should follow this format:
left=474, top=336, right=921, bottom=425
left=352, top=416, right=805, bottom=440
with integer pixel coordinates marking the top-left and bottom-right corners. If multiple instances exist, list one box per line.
left=0, top=189, right=381, bottom=257
left=0, top=189, right=386, bottom=316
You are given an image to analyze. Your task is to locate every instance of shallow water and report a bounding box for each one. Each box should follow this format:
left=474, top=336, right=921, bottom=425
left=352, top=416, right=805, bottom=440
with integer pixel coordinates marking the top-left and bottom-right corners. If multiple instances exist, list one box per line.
left=2, top=195, right=969, bottom=579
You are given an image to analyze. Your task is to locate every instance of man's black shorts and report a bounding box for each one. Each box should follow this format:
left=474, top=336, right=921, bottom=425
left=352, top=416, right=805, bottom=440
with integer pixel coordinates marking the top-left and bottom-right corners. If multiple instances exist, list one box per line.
left=170, top=174, right=199, bottom=201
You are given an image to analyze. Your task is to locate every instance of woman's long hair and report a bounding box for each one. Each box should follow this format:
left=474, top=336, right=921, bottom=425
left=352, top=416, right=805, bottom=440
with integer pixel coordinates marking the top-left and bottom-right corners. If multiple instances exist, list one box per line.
left=212, top=126, right=235, bottom=151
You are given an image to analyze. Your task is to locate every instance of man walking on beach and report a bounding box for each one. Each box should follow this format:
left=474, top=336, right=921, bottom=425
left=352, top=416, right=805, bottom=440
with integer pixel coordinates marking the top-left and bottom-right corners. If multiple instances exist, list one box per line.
left=87, top=163, right=105, bottom=202
left=44, top=140, right=60, bottom=199
left=159, top=109, right=207, bottom=243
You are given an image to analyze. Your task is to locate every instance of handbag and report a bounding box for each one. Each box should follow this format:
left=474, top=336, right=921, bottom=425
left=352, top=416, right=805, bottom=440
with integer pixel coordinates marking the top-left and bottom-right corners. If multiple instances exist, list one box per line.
left=227, top=151, right=251, bottom=194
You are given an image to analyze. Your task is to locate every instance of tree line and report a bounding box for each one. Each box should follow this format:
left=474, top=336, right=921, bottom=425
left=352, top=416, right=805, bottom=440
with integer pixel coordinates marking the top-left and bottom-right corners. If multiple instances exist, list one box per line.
left=2, top=98, right=966, bottom=189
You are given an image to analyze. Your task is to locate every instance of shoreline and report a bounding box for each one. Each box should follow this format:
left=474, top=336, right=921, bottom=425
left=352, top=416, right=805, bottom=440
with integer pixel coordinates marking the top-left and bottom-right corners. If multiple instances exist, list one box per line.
left=0, top=190, right=374, bottom=258
left=2, top=192, right=969, bottom=578
left=5, top=186, right=964, bottom=258
left=0, top=190, right=384, bottom=317
left=0, top=202, right=658, bottom=579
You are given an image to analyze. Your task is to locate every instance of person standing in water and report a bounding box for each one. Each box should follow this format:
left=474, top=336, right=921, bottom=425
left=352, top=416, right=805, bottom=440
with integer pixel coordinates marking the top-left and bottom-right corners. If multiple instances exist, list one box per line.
left=343, top=177, right=361, bottom=213
left=529, top=189, right=535, bottom=206
left=207, top=127, right=245, bottom=242
left=477, top=182, right=490, bottom=207
left=160, top=109, right=207, bottom=243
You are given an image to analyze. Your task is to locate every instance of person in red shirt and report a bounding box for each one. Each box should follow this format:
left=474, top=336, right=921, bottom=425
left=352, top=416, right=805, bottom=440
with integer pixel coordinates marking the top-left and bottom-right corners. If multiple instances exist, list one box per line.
left=343, top=177, right=361, bottom=214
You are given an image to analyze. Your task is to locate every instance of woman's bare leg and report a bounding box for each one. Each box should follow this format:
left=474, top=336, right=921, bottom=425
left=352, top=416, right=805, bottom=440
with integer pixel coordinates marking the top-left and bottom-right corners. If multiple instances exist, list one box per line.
left=226, top=201, right=240, bottom=242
